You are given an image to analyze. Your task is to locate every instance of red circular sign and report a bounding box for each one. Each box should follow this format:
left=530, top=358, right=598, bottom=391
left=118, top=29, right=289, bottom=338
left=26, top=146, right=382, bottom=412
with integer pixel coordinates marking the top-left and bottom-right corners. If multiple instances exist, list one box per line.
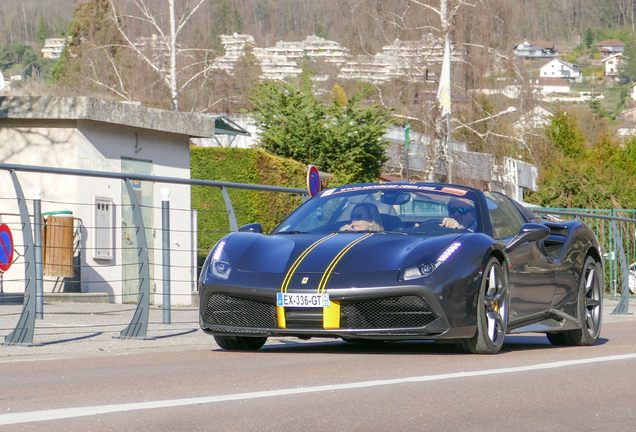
left=0, top=224, right=14, bottom=272
left=307, top=165, right=321, bottom=197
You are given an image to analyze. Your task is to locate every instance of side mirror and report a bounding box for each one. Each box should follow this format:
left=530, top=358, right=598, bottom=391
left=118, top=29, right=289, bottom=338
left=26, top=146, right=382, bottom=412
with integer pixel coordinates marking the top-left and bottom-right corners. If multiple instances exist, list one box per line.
left=239, top=223, right=262, bottom=233
left=505, top=223, right=549, bottom=252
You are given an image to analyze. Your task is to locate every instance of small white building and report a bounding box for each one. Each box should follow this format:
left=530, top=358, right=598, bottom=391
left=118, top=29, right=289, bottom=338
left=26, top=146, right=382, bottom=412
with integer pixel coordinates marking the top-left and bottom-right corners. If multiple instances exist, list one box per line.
left=529, top=77, right=570, bottom=95
left=539, top=59, right=582, bottom=82
left=617, top=122, right=636, bottom=140
left=512, top=106, right=554, bottom=133
left=603, top=54, right=623, bottom=78
left=0, top=96, right=246, bottom=305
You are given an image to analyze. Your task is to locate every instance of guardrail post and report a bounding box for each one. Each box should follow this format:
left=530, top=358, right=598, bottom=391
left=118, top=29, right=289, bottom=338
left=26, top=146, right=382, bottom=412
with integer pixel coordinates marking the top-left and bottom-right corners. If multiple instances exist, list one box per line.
left=3, top=170, right=39, bottom=346
left=32, top=187, right=43, bottom=320
left=221, top=186, right=239, bottom=232
left=611, top=220, right=630, bottom=315
left=161, top=188, right=171, bottom=324
left=117, top=179, right=153, bottom=339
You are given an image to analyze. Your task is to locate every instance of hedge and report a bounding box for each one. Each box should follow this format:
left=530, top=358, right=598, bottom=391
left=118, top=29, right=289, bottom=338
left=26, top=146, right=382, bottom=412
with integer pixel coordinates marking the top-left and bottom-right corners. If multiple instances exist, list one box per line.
left=191, top=147, right=306, bottom=259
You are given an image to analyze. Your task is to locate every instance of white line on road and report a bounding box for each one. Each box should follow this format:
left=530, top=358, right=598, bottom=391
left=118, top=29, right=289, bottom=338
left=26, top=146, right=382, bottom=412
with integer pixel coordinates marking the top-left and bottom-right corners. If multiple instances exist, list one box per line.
left=2, top=352, right=636, bottom=426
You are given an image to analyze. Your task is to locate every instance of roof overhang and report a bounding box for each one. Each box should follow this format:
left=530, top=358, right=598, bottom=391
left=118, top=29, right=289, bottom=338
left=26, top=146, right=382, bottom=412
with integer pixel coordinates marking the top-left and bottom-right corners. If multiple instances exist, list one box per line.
left=0, top=96, right=239, bottom=139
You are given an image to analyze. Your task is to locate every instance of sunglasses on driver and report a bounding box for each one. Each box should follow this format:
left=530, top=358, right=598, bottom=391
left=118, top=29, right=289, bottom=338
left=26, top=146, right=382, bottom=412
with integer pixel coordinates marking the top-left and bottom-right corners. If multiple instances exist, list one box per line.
left=351, top=212, right=372, bottom=221
left=448, top=206, right=473, bottom=215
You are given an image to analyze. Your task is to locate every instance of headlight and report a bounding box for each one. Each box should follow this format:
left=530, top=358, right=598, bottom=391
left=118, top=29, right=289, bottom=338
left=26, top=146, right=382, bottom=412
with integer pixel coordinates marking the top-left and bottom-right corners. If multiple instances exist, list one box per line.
left=209, top=240, right=232, bottom=280
left=403, top=242, right=461, bottom=281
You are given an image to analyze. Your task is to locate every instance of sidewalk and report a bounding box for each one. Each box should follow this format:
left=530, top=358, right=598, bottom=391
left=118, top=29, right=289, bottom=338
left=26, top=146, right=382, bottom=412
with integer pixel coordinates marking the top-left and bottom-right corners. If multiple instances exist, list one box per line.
left=0, top=298, right=635, bottom=359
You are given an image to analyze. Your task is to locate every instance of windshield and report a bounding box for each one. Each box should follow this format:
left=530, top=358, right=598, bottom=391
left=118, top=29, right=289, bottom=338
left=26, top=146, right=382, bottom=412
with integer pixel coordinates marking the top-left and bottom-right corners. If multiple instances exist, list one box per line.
left=272, top=184, right=482, bottom=236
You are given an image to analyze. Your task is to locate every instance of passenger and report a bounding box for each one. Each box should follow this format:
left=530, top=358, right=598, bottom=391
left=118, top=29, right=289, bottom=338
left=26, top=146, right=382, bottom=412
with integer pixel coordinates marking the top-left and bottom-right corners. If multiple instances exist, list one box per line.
left=441, top=197, right=477, bottom=231
left=340, top=203, right=383, bottom=232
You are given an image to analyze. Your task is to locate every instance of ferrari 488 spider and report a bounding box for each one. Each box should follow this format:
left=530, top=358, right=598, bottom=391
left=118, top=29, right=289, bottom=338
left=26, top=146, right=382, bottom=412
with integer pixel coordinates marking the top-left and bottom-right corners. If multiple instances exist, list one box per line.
left=199, top=182, right=603, bottom=353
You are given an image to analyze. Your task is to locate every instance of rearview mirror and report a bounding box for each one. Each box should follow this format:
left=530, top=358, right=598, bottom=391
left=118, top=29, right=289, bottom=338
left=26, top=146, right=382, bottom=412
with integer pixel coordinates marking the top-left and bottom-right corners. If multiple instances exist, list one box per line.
left=505, top=223, right=549, bottom=252
left=239, top=223, right=262, bottom=233
left=381, top=192, right=411, bottom=205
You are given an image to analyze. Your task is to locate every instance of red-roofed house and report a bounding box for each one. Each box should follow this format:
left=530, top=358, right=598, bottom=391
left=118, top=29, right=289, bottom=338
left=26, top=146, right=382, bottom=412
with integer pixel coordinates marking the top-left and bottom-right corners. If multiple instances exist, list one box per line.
left=597, top=39, right=625, bottom=58
left=529, top=77, right=570, bottom=95
left=513, top=39, right=557, bottom=58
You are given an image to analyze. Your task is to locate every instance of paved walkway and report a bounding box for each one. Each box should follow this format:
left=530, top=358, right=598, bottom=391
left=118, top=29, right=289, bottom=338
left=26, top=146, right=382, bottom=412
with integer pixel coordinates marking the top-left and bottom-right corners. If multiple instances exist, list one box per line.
left=0, top=298, right=635, bottom=359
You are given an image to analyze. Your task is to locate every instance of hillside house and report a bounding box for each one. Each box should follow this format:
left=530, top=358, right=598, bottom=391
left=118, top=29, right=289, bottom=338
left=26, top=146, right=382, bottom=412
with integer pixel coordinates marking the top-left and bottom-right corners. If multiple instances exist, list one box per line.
left=529, top=77, right=570, bottom=95
left=620, top=106, right=636, bottom=122
left=618, top=122, right=636, bottom=140
left=539, top=59, right=582, bottom=82
left=630, top=82, right=636, bottom=100
left=40, top=38, right=67, bottom=59
left=513, top=39, right=557, bottom=58
left=512, top=106, right=554, bottom=133
left=597, top=39, right=625, bottom=58
left=603, top=54, right=623, bottom=78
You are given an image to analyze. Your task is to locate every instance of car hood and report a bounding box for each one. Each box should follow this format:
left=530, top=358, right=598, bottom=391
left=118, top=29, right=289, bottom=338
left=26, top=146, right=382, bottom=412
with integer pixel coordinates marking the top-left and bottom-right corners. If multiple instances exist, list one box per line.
left=223, top=231, right=464, bottom=276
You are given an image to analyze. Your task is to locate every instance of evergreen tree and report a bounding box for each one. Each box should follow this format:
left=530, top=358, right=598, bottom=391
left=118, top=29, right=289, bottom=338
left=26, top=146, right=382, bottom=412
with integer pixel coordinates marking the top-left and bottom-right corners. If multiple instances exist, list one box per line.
left=587, top=93, right=606, bottom=118
left=35, top=17, right=51, bottom=45
left=250, top=70, right=394, bottom=183
left=619, top=38, right=636, bottom=84
left=585, top=27, right=594, bottom=49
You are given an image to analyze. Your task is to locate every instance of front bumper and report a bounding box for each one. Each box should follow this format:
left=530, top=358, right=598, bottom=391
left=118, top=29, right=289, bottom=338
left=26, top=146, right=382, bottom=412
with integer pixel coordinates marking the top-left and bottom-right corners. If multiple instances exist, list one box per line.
left=199, top=283, right=477, bottom=341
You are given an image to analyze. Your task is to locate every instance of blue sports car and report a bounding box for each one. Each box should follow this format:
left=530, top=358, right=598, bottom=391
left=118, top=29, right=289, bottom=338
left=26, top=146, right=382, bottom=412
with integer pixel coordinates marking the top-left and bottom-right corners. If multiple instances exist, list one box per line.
left=199, top=182, right=603, bottom=353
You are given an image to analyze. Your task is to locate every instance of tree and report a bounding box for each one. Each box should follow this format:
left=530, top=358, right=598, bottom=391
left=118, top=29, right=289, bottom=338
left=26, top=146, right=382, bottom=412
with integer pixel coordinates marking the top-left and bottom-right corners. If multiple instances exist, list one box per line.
left=250, top=70, right=394, bottom=184
left=35, top=17, right=51, bottom=45
left=619, top=37, right=636, bottom=84
left=587, top=93, right=606, bottom=118
left=585, top=27, right=594, bottom=49
left=106, top=0, right=213, bottom=111
left=54, top=0, right=221, bottom=111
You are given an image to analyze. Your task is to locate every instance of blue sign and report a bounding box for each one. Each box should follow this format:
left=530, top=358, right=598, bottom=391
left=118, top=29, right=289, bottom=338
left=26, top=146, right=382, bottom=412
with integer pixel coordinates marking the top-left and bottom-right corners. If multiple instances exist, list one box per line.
left=307, top=165, right=321, bottom=197
left=0, top=224, right=14, bottom=272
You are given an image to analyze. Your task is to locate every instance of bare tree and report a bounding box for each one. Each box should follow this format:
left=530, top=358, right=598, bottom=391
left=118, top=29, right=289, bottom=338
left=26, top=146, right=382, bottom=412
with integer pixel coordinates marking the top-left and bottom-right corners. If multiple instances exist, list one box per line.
left=106, top=0, right=218, bottom=111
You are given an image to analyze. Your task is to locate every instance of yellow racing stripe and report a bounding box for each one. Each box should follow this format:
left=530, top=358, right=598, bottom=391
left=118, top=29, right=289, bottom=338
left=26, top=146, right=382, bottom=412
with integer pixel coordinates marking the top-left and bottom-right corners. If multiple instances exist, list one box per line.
left=280, top=233, right=337, bottom=293
left=317, top=233, right=373, bottom=294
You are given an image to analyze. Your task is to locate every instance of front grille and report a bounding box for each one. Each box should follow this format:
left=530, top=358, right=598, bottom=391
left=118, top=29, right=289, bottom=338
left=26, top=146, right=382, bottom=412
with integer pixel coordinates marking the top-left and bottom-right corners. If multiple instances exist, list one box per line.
left=204, top=293, right=277, bottom=328
left=208, top=326, right=268, bottom=335
left=341, top=296, right=436, bottom=329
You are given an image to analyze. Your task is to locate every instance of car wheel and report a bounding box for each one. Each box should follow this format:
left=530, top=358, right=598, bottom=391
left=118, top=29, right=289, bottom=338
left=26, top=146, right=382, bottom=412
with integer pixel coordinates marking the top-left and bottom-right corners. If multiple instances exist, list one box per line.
left=214, top=335, right=268, bottom=351
left=460, top=257, right=509, bottom=354
left=547, top=256, right=602, bottom=346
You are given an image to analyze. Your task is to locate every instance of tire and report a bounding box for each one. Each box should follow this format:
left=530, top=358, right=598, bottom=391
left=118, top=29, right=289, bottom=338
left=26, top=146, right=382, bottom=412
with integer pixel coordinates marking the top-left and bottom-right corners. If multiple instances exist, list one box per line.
left=214, top=335, right=268, bottom=351
left=547, top=256, right=602, bottom=346
left=460, top=257, right=509, bottom=354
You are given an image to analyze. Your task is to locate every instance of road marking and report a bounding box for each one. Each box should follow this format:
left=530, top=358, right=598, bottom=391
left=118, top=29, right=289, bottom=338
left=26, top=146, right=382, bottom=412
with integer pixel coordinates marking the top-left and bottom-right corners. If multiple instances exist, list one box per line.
left=2, top=352, right=636, bottom=425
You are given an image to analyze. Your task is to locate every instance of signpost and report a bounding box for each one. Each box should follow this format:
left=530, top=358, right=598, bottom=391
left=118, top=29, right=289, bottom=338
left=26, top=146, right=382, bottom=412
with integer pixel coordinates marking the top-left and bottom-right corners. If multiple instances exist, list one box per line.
left=0, top=224, right=13, bottom=273
left=307, top=165, right=321, bottom=197
left=405, top=122, right=410, bottom=181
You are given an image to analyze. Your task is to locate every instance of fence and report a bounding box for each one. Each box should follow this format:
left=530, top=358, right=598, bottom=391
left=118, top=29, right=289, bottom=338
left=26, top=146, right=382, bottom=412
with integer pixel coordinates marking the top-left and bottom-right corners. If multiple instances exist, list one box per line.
left=1, top=162, right=634, bottom=347
left=532, top=208, right=636, bottom=314
left=0, top=162, right=308, bottom=346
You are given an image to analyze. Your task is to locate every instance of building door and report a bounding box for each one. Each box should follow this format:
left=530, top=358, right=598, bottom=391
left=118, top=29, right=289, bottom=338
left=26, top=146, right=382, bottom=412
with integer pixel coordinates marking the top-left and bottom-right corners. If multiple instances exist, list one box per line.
left=121, top=158, right=154, bottom=304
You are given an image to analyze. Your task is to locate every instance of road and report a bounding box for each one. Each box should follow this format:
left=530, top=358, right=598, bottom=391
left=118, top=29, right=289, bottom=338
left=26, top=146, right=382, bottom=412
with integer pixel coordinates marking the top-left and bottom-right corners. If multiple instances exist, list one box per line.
left=1, top=318, right=636, bottom=431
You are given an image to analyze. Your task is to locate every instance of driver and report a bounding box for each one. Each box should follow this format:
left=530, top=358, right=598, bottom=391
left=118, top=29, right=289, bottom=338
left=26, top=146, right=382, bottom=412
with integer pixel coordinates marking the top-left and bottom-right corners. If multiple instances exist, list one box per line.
left=440, top=197, right=477, bottom=231
left=340, top=203, right=383, bottom=232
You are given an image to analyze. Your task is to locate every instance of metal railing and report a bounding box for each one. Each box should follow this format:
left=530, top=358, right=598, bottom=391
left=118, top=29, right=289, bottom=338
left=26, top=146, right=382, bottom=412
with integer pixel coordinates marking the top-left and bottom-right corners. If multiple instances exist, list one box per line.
left=1, top=161, right=634, bottom=347
left=0, top=162, right=308, bottom=346
left=532, top=208, right=636, bottom=314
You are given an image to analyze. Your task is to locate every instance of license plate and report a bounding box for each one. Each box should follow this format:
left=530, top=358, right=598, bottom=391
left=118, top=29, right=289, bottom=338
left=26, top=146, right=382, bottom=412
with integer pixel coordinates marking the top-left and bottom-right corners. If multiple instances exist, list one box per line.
left=277, top=293, right=330, bottom=308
